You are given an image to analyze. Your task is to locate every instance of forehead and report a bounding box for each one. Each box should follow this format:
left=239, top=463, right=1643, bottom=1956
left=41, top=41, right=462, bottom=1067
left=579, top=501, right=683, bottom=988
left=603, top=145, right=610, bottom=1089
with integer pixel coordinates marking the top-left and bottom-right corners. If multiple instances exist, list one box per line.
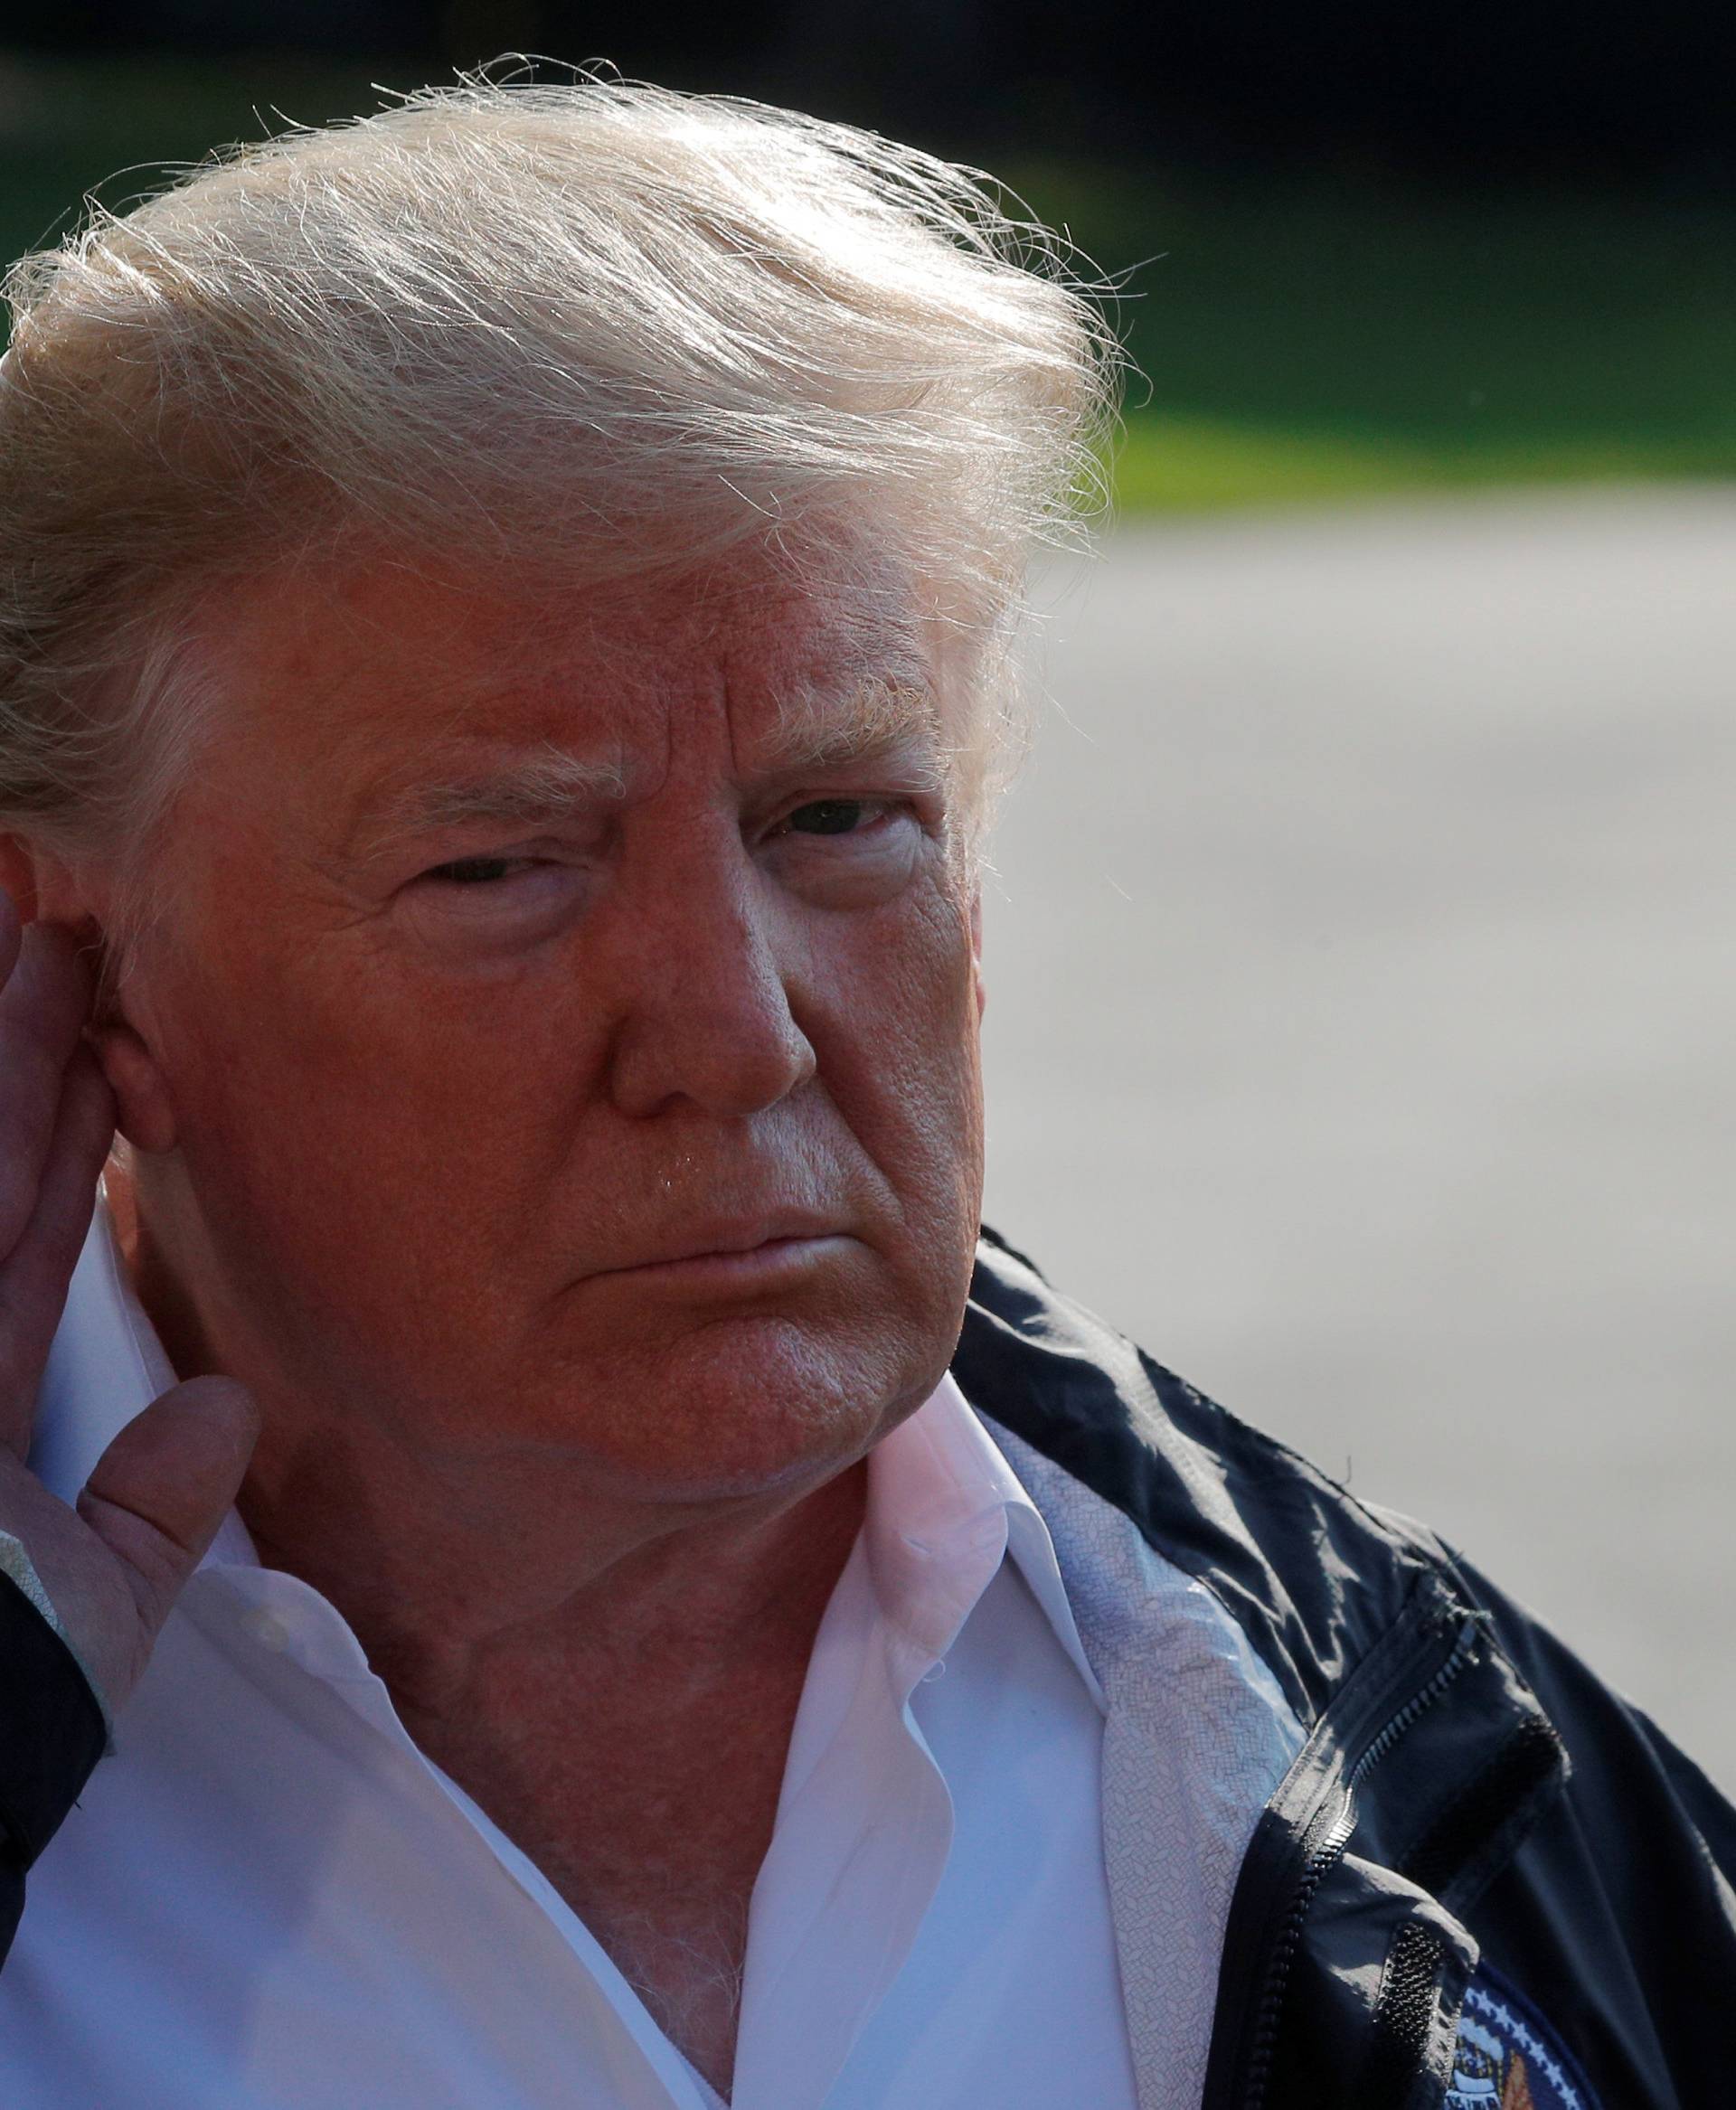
left=203, top=542, right=943, bottom=782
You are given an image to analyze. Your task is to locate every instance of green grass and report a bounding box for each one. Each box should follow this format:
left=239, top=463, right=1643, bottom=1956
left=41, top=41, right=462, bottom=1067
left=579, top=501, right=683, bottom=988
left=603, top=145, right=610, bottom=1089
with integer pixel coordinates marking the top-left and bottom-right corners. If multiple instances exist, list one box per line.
left=1110, top=418, right=1428, bottom=511
left=3, top=54, right=1733, bottom=513
left=1109, top=415, right=1736, bottom=513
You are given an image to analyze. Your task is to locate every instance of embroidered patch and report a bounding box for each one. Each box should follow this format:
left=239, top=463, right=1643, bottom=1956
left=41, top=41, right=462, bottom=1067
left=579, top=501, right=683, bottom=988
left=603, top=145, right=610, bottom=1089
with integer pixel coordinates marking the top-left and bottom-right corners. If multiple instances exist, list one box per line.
left=1447, top=1965, right=1599, bottom=2108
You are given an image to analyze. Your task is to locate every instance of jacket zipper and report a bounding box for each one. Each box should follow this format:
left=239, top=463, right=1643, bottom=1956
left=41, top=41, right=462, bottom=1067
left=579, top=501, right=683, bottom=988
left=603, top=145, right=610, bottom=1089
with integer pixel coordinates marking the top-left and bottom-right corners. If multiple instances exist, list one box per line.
left=1238, top=1609, right=1486, bottom=2110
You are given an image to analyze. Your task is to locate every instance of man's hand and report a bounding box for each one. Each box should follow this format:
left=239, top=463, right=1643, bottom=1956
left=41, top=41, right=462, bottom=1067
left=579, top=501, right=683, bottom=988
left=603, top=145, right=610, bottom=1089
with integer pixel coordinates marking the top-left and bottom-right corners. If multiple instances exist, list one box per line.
left=0, top=887, right=259, bottom=1719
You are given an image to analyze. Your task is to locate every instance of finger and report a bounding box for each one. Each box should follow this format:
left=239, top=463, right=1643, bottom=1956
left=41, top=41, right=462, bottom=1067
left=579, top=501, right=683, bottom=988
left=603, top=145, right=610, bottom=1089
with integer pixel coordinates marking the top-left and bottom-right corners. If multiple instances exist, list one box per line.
left=76, top=1377, right=262, bottom=1643
left=0, top=922, right=98, bottom=1258
left=0, top=1047, right=116, bottom=1455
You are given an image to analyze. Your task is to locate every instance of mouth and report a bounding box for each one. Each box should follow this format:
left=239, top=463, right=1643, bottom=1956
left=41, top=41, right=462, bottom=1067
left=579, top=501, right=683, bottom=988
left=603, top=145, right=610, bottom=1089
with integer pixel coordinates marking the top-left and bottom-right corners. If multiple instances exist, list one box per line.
left=589, top=1214, right=857, bottom=1288
left=610, top=1232, right=854, bottom=1290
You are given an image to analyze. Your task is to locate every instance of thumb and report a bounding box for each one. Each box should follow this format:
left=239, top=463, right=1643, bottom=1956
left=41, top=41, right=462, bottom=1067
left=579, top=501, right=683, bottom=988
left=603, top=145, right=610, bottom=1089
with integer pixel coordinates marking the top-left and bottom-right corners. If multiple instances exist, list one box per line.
left=77, top=1377, right=262, bottom=1637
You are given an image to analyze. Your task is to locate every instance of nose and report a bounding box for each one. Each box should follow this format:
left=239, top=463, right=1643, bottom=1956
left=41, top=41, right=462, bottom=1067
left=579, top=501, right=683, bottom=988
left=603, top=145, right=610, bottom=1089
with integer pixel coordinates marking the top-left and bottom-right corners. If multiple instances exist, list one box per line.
left=601, top=829, right=818, bottom=1122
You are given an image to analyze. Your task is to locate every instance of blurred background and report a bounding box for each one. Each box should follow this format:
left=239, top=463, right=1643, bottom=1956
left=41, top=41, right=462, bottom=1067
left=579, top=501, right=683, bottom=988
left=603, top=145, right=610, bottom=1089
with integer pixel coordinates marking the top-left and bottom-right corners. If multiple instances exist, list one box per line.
left=4, top=10, right=1733, bottom=1781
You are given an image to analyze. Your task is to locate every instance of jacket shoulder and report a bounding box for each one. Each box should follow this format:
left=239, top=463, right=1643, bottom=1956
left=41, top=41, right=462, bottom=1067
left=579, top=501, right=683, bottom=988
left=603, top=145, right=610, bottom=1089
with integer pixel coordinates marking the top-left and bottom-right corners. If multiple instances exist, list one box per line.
left=958, top=1229, right=1736, bottom=2106
left=957, top=1227, right=1457, bottom=1729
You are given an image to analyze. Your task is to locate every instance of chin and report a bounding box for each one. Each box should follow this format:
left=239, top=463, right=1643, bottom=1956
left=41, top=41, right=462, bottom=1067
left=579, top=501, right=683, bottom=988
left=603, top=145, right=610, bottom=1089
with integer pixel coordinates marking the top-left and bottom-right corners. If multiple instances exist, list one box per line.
left=526, top=1308, right=948, bottom=1506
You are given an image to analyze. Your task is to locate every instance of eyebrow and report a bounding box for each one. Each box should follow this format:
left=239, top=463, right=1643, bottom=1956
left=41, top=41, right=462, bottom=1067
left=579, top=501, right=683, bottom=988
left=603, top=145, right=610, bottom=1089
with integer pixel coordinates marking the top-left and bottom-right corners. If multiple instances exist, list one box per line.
left=757, top=678, right=950, bottom=788
left=348, top=748, right=628, bottom=861
left=383, top=750, right=629, bottom=833
left=350, top=678, right=950, bottom=858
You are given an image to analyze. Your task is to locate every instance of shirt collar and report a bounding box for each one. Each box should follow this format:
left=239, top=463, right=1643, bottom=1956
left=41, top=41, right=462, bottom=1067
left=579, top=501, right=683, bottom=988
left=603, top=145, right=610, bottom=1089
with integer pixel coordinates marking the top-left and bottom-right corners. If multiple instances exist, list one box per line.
left=866, top=1373, right=1107, bottom=1713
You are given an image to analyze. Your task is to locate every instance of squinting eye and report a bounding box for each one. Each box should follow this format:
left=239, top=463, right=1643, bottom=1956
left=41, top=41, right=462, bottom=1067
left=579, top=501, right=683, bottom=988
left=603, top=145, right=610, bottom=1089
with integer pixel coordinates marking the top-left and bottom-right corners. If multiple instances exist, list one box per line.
left=426, top=855, right=522, bottom=885
left=785, top=800, right=868, bottom=836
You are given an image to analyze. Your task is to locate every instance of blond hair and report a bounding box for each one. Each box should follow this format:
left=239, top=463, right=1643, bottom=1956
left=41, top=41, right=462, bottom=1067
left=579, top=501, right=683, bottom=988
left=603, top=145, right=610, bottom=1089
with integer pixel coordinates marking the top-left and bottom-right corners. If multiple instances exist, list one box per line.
left=0, top=74, right=1118, bottom=874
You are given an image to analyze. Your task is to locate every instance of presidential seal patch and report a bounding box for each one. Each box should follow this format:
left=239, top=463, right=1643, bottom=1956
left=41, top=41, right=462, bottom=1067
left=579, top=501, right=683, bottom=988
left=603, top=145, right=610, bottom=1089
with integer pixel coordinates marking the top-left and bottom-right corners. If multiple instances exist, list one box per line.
left=1447, top=1964, right=1599, bottom=2108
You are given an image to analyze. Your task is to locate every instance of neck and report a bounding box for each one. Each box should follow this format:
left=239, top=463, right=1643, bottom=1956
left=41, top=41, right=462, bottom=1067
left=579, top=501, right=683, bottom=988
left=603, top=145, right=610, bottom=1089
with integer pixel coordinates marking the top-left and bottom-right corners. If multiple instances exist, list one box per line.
left=241, top=1405, right=866, bottom=2110
left=241, top=1438, right=868, bottom=1732
left=108, top=1161, right=878, bottom=2099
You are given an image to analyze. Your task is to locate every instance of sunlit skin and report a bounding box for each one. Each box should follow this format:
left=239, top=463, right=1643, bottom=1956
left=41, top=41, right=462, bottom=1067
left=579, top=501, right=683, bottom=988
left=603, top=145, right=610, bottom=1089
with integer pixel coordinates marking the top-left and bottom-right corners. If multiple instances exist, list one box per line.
left=30, top=537, right=989, bottom=2087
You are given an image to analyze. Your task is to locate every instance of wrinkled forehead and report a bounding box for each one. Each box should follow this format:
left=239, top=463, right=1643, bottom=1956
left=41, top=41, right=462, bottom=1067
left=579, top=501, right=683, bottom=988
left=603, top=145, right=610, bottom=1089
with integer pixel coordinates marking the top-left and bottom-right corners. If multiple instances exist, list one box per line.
left=203, top=532, right=963, bottom=771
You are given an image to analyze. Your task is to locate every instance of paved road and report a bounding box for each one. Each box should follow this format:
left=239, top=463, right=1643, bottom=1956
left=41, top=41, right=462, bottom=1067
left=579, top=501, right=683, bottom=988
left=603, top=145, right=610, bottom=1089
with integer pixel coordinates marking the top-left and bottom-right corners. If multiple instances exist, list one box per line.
left=978, top=488, right=1736, bottom=1790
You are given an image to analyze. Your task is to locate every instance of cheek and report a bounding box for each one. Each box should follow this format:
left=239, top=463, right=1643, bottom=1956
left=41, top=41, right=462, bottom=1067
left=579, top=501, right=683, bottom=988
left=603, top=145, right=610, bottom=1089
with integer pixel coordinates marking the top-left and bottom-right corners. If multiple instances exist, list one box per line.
left=155, top=932, right=586, bottom=1312
left=809, top=890, right=986, bottom=1247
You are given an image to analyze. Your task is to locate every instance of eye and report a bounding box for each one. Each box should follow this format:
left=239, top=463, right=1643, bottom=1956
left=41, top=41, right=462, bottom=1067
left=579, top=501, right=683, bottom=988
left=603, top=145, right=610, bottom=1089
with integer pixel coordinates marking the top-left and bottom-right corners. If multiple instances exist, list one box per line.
left=424, top=854, right=526, bottom=885
left=762, top=795, right=928, bottom=908
left=403, top=850, right=590, bottom=945
left=783, top=799, right=871, bottom=837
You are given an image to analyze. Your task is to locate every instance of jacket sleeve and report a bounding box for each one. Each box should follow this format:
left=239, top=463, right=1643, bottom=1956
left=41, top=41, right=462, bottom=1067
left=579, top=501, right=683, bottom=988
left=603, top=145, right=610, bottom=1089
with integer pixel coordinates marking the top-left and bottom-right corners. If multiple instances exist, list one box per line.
left=1439, top=1540, right=1736, bottom=2107
left=0, top=1571, right=108, bottom=1964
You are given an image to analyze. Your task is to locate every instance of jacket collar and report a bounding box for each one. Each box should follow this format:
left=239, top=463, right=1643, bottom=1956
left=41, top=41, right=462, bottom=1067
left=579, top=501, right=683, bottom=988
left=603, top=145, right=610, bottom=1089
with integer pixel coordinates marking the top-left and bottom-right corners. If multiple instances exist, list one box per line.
left=986, top=1419, right=1303, bottom=2110
left=954, top=1229, right=1569, bottom=2110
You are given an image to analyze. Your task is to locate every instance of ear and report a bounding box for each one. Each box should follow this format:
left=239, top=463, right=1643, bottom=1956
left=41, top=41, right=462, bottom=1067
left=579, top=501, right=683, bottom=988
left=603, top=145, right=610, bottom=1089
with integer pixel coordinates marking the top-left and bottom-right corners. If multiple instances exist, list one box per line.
left=91, top=1018, right=179, bottom=1155
left=87, top=927, right=179, bottom=1156
left=0, top=834, right=180, bottom=1155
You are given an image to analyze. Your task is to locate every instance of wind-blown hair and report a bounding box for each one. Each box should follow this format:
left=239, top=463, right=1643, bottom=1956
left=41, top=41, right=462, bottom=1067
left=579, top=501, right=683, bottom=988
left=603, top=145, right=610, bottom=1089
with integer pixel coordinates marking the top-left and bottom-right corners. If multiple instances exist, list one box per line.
left=0, top=75, right=1118, bottom=875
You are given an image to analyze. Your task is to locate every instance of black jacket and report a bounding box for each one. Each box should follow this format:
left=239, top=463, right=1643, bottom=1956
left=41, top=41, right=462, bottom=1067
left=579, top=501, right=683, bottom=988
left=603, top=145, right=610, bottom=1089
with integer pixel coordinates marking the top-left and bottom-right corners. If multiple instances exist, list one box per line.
left=6, top=1228, right=1734, bottom=2105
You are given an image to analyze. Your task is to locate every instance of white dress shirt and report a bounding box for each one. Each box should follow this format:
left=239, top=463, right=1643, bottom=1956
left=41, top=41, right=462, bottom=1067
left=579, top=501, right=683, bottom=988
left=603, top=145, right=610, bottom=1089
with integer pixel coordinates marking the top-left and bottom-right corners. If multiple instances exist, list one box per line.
left=1, top=1208, right=1142, bottom=2109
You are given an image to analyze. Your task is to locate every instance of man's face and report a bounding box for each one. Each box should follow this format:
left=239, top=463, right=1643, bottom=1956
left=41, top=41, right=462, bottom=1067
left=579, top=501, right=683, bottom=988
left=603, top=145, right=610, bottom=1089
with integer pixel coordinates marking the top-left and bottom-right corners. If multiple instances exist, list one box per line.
left=116, top=542, right=986, bottom=1507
